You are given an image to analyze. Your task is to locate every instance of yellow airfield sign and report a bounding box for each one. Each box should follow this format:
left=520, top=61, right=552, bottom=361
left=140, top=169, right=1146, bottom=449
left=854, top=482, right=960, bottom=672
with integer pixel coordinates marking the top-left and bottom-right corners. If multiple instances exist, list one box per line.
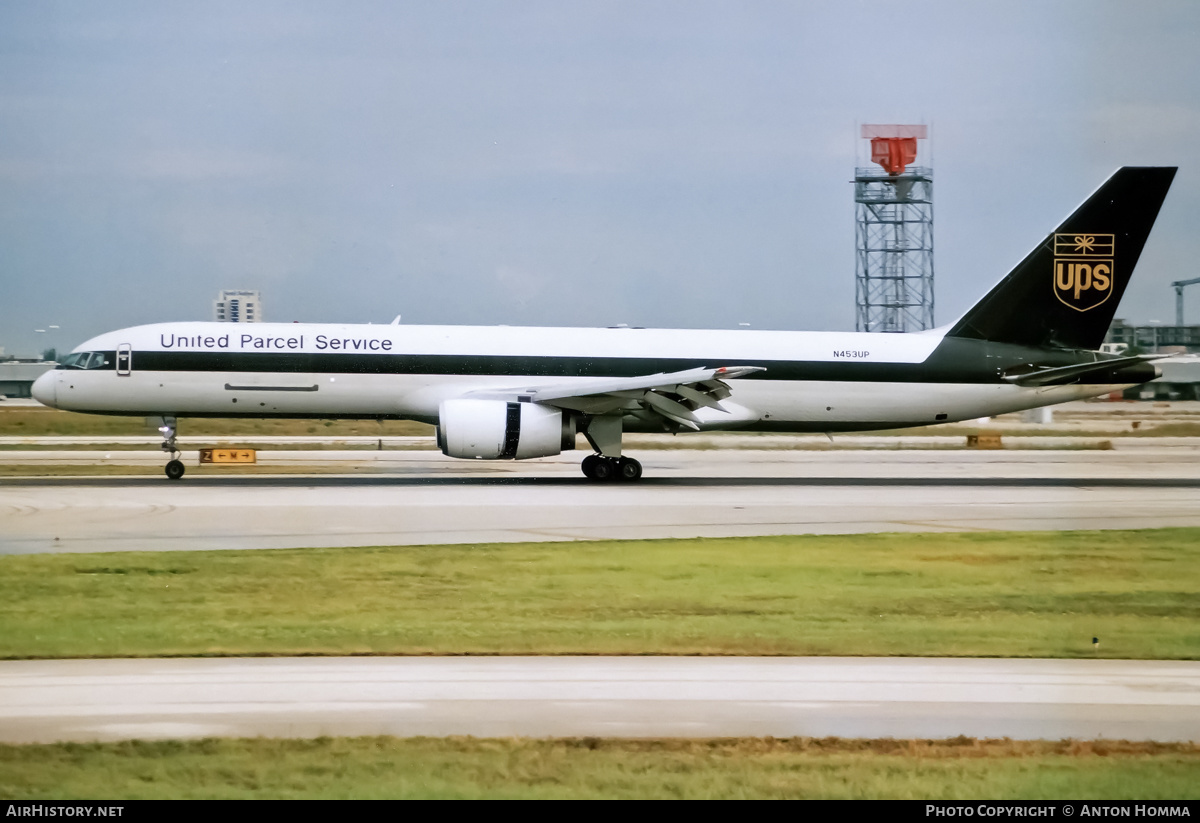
left=199, top=448, right=257, bottom=464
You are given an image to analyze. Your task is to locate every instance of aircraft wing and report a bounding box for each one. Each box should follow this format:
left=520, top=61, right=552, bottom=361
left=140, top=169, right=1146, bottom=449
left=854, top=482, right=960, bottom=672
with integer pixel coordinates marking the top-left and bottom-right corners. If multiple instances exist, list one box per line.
left=465, top=365, right=765, bottom=431
left=1002, top=354, right=1165, bottom=387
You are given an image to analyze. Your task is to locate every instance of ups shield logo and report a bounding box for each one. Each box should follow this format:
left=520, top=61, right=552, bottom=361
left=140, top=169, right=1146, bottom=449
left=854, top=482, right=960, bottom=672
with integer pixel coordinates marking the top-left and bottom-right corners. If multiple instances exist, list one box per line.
left=1053, top=233, right=1114, bottom=312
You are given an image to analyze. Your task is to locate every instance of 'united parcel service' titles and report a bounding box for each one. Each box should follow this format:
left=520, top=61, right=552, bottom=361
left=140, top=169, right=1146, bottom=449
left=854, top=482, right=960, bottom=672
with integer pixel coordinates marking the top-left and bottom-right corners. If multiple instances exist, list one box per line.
left=158, top=333, right=394, bottom=351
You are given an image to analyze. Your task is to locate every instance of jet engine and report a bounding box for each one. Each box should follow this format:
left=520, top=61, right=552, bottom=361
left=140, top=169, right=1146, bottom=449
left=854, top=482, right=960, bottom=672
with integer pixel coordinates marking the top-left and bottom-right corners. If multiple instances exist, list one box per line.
left=438, top=399, right=575, bottom=459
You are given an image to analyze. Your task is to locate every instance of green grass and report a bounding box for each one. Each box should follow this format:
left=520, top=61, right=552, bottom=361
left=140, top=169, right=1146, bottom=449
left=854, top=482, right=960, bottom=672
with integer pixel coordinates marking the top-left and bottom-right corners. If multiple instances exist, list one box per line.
left=1129, top=421, right=1200, bottom=437
left=0, top=463, right=425, bottom=477
left=1, top=737, right=1197, bottom=799
left=0, top=406, right=432, bottom=437
left=0, top=441, right=435, bottom=450
left=2, top=530, right=1198, bottom=660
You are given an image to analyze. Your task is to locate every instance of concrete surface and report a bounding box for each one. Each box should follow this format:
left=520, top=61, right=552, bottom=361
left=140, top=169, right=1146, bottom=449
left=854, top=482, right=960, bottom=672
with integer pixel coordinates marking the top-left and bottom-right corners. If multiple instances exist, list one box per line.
left=3, top=450, right=1200, bottom=554
left=2, top=656, right=1196, bottom=744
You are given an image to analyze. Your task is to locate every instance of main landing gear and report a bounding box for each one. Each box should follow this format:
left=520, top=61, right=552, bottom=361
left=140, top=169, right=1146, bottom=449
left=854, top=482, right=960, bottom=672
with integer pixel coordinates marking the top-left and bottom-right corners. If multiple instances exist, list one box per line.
left=581, top=454, right=642, bottom=482
left=159, top=416, right=185, bottom=481
left=579, top=414, right=642, bottom=481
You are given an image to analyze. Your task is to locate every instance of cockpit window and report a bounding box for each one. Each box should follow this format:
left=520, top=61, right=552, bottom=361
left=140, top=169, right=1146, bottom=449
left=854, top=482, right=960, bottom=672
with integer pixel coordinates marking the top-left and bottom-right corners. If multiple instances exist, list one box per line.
left=57, top=351, right=116, bottom=370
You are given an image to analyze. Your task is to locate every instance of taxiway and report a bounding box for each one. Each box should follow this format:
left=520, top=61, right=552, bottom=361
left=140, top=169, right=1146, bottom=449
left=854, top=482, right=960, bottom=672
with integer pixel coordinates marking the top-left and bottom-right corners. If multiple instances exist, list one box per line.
left=2, top=656, right=1197, bottom=744
left=3, top=449, right=1200, bottom=554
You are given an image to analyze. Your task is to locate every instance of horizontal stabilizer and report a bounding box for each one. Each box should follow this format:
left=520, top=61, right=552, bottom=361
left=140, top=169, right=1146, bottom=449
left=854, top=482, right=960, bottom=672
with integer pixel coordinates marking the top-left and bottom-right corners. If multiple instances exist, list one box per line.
left=1002, top=354, right=1164, bottom=387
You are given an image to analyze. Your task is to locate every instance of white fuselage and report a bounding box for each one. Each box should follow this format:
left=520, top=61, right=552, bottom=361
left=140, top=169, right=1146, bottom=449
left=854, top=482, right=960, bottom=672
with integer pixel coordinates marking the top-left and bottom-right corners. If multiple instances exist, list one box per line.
left=32, top=321, right=1128, bottom=434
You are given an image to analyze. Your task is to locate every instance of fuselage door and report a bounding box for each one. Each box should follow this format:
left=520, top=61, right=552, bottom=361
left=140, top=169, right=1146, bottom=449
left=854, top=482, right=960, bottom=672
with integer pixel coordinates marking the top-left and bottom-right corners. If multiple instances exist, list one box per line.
left=117, top=344, right=132, bottom=376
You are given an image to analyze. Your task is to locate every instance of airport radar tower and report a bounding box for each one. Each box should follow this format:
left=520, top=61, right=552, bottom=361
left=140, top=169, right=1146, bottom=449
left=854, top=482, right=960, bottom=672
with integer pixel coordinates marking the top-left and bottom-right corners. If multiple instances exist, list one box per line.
left=854, top=125, right=934, bottom=332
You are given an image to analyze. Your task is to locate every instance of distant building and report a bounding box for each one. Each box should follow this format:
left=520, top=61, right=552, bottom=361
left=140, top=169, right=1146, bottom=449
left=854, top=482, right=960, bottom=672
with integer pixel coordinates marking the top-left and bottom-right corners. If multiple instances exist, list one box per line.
left=1105, top=318, right=1200, bottom=353
left=214, top=290, right=262, bottom=323
left=0, top=360, right=55, bottom=399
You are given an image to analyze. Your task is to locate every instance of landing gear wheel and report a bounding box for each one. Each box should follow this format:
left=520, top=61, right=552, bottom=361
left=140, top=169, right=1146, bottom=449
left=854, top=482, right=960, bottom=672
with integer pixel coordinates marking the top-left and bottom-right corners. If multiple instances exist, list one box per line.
left=590, top=457, right=615, bottom=481
left=165, top=459, right=185, bottom=481
left=582, top=454, right=642, bottom=481
left=581, top=454, right=601, bottom=479
left=617, top=457, right=642, bottom=481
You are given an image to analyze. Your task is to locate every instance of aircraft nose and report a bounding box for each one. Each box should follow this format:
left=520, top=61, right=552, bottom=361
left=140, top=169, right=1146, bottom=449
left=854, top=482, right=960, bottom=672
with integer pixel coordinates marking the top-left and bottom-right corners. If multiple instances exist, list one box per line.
left=31, top=369, right=57, bottom=408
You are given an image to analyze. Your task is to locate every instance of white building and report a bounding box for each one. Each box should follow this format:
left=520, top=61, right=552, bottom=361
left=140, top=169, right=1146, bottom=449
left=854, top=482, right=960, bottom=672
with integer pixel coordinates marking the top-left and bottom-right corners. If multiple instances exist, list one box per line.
left=0, top=360, right=55, bottom=399
left=214, top=290, right=262, bottom=323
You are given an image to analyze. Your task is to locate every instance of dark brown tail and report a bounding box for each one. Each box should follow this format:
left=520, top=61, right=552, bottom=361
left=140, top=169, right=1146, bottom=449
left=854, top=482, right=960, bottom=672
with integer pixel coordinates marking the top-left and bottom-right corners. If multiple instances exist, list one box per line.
left=947, top=167, right=1176, bottom=350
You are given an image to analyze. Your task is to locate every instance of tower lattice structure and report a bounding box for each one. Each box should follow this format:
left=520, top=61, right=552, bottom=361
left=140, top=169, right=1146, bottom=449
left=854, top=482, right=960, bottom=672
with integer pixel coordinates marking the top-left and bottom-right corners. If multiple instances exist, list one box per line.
left=855, top=125, right=934, bottom=333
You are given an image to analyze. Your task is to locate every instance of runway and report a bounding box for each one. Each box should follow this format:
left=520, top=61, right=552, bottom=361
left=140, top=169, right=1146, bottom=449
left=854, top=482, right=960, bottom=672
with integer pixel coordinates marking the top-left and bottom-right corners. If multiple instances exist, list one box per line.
left=3, top=656, right=1197, bottom=744
left=3, top=449, right=1200, bottom=554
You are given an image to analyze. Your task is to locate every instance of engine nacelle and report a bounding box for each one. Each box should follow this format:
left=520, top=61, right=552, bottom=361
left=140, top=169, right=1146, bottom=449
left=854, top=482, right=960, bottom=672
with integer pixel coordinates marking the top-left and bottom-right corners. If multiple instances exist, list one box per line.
left=438, top=399, right=575, bottom=459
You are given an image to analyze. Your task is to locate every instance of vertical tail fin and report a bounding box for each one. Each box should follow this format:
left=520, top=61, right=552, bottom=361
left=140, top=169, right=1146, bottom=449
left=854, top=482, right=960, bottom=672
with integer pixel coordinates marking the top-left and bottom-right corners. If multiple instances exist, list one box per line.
left=947, top=167, right=1176, bottom=350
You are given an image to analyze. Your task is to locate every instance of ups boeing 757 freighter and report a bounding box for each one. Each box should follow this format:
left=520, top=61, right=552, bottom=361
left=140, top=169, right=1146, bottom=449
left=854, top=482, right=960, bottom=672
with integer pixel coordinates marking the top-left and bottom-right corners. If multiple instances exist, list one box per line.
left=32, top=166, right=1176, bottom=480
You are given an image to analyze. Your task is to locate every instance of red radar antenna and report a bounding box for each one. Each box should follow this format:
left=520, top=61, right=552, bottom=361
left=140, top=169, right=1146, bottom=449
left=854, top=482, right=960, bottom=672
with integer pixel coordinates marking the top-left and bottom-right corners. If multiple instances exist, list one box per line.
left=862, top=124, right=927, bottom=175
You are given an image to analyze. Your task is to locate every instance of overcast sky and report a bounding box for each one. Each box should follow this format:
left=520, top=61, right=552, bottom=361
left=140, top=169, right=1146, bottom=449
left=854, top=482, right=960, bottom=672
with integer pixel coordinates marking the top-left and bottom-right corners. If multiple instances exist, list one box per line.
left=1, top=0, right=1198, bottom=356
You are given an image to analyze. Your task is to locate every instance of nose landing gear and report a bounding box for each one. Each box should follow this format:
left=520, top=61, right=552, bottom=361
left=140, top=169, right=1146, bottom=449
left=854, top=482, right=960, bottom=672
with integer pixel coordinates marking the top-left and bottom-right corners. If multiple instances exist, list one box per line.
left=159, top=417, right=185, bottom=480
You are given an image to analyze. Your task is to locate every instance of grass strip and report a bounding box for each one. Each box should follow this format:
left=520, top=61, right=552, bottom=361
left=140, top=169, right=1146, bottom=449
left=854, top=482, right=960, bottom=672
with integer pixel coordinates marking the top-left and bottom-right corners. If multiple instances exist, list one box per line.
left=0, top=442, right=437, bottom=450
left=2, top=530, right=1198, bottom=659
left=0, top=464, right=435, bottom=477
left=1, top=737, right=1197, bottom=799
left=0, top=407, right=432, bottom=437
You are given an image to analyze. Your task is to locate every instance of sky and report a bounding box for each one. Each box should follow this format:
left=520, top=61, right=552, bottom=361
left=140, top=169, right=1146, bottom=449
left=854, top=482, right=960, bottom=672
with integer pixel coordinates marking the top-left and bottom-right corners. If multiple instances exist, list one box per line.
left=1, top=0, right=1198, bottom=357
